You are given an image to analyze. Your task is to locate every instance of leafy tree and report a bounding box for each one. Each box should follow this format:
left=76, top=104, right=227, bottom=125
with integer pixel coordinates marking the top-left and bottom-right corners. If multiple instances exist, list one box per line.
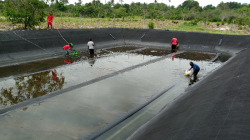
left=4, top=0, right=48, bottom=29
left=122, top=4, right=130, bottom=13
left=217, top=2, right=230, bottom=10
left=114, top=7, right=126, bottom=18
left=203, top=4, right=215, bottom=11
left=0, top=0, right=4, bottom=12
left=114, top=3, right=121, bottom=9
left=55, top=2, right=67, bottom=11
left=181, top=0, right=200, bottom=10
left=227, top=2, right=242, bottom=9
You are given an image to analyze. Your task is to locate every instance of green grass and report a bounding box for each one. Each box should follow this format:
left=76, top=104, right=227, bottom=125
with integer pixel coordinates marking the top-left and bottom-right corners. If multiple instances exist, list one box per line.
left=0, top=15, right=249, bottom=35
left=165, top=24, right=246, bottom=35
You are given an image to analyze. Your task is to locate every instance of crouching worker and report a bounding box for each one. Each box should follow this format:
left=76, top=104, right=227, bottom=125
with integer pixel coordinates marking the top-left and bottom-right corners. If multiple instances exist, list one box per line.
left=63, top=43, right=75, bottom=55
left=189, top=62, right=200, bottom=78
left=87, top=39, right=96, bottom=55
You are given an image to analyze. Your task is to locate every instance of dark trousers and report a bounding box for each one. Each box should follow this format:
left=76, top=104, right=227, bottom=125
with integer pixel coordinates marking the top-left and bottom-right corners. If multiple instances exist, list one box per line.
left=89, top=49, right=94, bottom=54
left=172, top=45, right=176, bottom=50
left=194, top=70, right=200, bottom=77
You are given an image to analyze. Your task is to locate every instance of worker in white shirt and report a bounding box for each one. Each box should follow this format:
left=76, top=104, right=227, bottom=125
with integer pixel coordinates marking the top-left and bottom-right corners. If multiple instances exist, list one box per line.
left=87, top=39, right=96, bottom=54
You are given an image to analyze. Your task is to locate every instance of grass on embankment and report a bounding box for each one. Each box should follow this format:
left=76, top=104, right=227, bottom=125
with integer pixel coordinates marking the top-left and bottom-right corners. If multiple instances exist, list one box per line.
left=0, top=16, right=249, bottom=35
left=165, top=25, right=246, bottom=35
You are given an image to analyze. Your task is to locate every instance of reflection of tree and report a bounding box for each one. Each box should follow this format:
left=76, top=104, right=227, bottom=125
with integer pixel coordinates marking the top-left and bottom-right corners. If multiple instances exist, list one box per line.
left=0, top=70, right=65, bottom=108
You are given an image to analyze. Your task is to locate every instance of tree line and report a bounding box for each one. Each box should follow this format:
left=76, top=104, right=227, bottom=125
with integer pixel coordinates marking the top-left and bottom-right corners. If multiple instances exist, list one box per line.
left=1, top=0, right=250, bottom=28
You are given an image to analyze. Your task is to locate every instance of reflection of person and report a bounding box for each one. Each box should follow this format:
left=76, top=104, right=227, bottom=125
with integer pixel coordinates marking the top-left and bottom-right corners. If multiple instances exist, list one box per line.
left=172, top=55, right=176, bottom=61
left=171, top=36, right=178, bottom=51
left=63, top=43, right=75, bottom=55
left=189, top=77, right=198, bottom=86
left=88, top=54, right=96, bottom=67
left=87, top=39, right=96, bottom=55
left=47, top=13, right=54, bottom=30
left=52, top=70, right=59, bottom=81
left=64, top=58, right=72, bottom=64
left=189, top=62, right=200, bottom=78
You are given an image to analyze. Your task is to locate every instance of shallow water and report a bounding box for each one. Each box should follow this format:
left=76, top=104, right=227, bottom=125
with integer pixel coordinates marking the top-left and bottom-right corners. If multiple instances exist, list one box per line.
left=0, top=51, right=221, bottom=139
left=0, top=53, right=159, bottom=109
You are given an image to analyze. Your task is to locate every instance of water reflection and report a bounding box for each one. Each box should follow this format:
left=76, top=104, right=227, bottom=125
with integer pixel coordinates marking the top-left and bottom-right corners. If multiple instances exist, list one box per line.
left=188, top=76, right=199, bottom=86
left=171, top=47, right=179, bottom=54
left=64, top=58, right=72, bottom=64
left=88, top=54, right=97, bottom=67
left=172, top=55, right=176, bottom=61
left=64, top=54, right=78, bottom=64
left=0, top=70, right=65, bottom=108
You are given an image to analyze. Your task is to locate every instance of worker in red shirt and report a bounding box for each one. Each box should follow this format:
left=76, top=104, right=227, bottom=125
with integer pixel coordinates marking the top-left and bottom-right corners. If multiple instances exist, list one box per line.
left=47, top=13, right=54, bottom=30
left=171, top=36, right=178, bottom=52
left=63, top=43, right=75, bottom=55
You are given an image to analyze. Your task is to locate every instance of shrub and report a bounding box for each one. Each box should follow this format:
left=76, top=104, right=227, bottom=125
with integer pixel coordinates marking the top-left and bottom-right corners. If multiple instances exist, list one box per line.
left=244, top=26, right=246, bottom=29
left=172, top=20, right=176, bottom=23
left=238, top=26, right=243, bottom=30
left=190, top=20, right=198, bottom=26
left=216, top=22, right=220, bottom=26
left=222, top=21, right=225, bottom=25
left=148, top=22, right=154, bottom=29
left=207, top=22, right=210, bottom=26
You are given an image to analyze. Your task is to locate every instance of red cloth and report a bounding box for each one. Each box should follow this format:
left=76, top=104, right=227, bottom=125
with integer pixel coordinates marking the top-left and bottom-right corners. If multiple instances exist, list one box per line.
left=63, top=45, right=71, bottom=50
left=172, top=38, right=178, bottom=45
left=48, top=15, right=54, bottom=22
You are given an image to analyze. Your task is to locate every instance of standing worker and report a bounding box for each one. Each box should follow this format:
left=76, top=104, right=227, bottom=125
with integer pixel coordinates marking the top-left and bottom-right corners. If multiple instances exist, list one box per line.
left=63, top=43, right=75, bottom=55
left=171, top=36, right=178, bottom=52
left=188, top=62, right=200, bottom=78
left=87, top=39, right=96, bottom=55
left=47, top=13, right=54, bottom=30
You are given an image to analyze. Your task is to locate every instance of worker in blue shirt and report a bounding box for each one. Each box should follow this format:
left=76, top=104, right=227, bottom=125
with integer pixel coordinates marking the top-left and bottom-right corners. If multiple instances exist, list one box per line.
left=189, top=62, right=200, bottom=78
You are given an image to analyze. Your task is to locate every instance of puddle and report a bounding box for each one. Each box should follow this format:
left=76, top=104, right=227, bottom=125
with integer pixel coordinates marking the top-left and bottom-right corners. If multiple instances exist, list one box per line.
left=217, top=53, right=231, bottom=62
left=0, top=53, right=159, bottom=109
left=175, top=51, right=216, bottom=61
left=0, top=46, right=224, bottom=139
left=132, top=48, right=172, bottom=56
left=0, top=56, right=221, bottom=140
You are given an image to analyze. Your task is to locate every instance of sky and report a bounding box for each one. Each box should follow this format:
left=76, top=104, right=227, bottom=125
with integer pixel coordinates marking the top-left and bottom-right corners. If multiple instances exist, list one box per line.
left=69, top=0, right=250, bottom=7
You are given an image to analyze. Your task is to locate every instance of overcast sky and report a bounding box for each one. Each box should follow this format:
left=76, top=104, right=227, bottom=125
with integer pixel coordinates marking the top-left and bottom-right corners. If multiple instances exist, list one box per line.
left=69, top=0, right=250, bottom=7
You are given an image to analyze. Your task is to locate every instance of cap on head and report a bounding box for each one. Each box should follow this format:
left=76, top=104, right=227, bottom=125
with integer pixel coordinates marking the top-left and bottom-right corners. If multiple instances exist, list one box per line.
left=89, top=39, right=92, bottom=41
left=69, top=43, right=73, bottom=47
